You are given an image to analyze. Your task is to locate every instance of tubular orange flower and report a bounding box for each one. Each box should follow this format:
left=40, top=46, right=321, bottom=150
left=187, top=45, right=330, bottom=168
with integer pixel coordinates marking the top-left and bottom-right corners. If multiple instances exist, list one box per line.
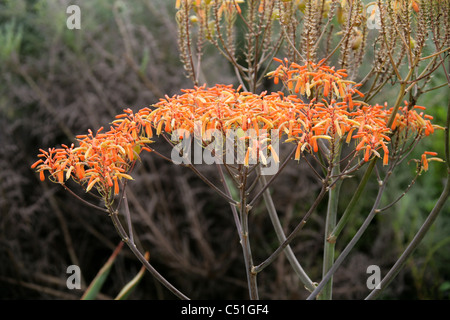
left=32, top=58, right=441, bottom=198
left=419, top=151, right=444, bottom=172
left=268, top=58, right=364, bottom=105
left=32, top=108, right=154, bottom=198
left=268, top=145, right=279, bottom=163
left=113, top=176, right=120, bottom=195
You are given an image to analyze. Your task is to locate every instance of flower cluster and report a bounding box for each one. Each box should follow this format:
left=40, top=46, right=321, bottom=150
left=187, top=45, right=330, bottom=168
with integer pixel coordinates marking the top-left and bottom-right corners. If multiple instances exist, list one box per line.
left=267, top=57, right=364, bottom=106
left=391, top=103, right=436, bottom=136
left=31, top=109, right=153, bottom=197
left=148, top=84, right=291, bottom=164
left=148, top=82, right=436, bottom=167
left=32, top=59, right=440, bottom=196
left=266, top=58, right=439, bottom=164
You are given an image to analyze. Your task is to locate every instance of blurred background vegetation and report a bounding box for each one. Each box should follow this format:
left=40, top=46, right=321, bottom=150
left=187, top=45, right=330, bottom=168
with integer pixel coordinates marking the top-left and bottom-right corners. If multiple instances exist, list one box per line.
left=0, top=0, right=448, bottom=299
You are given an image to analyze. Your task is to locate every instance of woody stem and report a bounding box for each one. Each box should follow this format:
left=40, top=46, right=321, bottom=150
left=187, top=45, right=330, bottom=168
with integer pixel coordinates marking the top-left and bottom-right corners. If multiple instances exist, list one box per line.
left=107, top=198, right=190, bottom=300
left=239, top=165, right=259, bottom=300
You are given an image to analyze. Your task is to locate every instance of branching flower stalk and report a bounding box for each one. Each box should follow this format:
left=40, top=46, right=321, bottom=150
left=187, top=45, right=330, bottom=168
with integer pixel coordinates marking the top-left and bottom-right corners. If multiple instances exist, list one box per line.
left=170, top=0, right=448, bottom=300
left=108, top=202, right=190, bottom=300
left=31, top=68, right=442, bottom=299
left=31, top=0, right=449, bottom=299
left=366, top=97, right=450, bottom=300
left=256, top=165, right=317, bottom=292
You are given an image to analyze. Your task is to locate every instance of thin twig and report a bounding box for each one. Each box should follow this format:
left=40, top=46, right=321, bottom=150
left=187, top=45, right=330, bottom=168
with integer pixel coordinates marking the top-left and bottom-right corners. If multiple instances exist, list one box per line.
left=109, top=208, right=190, bottom=300
left=187, top=163, right=237, bottom=204
left=122, top=190, right=134, bottom=245
left=256, top=167, right=316, bottom=292
left=378, top=172, right=419, bottom=212
left=62, top=184, right=109, bottom=214
left=253, top=172, right=330, bottom=273
left=248, top=145, right=297, bottom=208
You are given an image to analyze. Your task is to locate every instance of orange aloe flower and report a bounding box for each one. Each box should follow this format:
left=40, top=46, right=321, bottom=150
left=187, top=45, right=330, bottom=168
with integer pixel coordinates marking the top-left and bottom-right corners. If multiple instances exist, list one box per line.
left=267, top=58, right=364, bottom=105
left=147, top=84, right=289, bottom=166
left=32, top=109, right=154, bottom=198
left=420, top=151, right=444, bottom=172
left=267, top=58, right=442, bottom=165
left=33, top=58, right=440, bottom=196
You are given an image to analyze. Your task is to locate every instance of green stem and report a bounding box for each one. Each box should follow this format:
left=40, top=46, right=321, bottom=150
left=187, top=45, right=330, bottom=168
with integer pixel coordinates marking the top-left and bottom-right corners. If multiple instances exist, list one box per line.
left=217, top=164, right=242, bottom=238
left=329, top=159, right=376, bottom=241
left=315, top=53, right=418, bottom=299
left=319, top=147, right=342, bottom=300
left=307, top=169, right=389, bottom=300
